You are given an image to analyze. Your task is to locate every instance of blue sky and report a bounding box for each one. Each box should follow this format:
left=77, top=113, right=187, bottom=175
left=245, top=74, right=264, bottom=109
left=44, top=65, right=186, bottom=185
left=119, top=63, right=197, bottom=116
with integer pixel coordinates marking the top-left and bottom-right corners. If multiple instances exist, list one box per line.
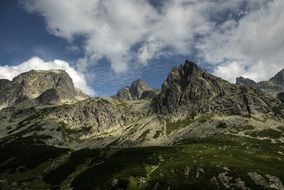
left=0, top=0, right=283, bottom=96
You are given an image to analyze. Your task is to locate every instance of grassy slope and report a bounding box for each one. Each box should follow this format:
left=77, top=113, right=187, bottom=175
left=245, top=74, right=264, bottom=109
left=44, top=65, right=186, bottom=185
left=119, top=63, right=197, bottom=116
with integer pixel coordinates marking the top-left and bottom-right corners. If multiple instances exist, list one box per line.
left=0, top=134, right=283, bottom=190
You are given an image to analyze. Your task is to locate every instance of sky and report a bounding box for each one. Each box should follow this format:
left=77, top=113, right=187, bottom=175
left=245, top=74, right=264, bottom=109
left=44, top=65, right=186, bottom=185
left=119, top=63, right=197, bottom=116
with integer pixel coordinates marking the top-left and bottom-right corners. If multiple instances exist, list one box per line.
left=0, top=0, right=283, bottom=96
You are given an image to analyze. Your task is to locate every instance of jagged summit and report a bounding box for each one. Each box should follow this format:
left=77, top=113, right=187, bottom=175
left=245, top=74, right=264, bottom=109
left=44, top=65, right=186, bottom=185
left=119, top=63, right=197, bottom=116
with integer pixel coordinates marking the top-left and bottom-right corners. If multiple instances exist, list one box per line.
left=129, top=79, right=154, bottom=100
left=115, top=79, right=159, bottom=100
left=236, top=77, right=257, bottom=87
left=0, top=69, right=88, bottom=109
left=270, top=69, right=284, bottom=86
left=152, top=60, right=281, bottom=118
left=236, top=68, right=284, bottom=95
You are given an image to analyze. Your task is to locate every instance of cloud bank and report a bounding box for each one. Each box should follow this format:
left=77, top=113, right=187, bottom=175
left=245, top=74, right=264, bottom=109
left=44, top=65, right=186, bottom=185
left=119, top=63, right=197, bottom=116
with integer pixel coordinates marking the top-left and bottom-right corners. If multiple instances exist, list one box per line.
left=0, top=57, right=94, bottom=95
left=22, top=0, right=213, bottom=72
left=197, top=0, right=284, bottom=82
left=22, top=0, right=284, bottom=83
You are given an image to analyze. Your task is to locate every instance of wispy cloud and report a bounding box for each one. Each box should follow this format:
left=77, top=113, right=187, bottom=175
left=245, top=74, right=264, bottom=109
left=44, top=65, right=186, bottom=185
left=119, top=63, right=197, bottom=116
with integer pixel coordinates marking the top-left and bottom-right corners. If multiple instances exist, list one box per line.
left=22, top=0, right=213, bottom=73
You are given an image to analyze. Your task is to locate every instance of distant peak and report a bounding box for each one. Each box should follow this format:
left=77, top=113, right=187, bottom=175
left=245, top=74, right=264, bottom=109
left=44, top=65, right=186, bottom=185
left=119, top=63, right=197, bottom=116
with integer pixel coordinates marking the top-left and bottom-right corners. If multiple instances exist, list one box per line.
left=131, top=79, right=149, bottom=87
left=236, top=76, right=256, bottom=82
left=236, top=76, right=256, bottom=87
left=132, top=79, right=145, bottom=83
left=269, top=68, right=284, bottom=85
left=115, top=79, right=157, bottom=100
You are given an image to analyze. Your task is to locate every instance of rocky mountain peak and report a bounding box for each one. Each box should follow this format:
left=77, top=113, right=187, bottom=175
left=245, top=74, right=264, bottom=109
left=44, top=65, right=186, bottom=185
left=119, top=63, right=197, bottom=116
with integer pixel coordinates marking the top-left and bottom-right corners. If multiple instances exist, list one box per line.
left=152, top=60, right=281, bottom=118
left=0, top=69, right=88, bottom=109
left=236, top=77, right=257, bottom=87
left=270, top=69, right=284, bottom=86
left=130, top=79, right=153, bottom=100
left=115, top=79, right=159, bottom=100
left=183, top=59, right=200, bottom=73
left=115, top=86, right=132, bottom=100
left=12, top=69, right=75, bottom=99
left=236, top=68, right=284, bottom=95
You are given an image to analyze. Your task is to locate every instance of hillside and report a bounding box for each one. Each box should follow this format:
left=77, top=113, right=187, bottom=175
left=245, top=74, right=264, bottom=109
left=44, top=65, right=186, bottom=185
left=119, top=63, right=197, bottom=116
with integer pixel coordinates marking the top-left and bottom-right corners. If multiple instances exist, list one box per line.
left=0, top=60, right=283, bottom=189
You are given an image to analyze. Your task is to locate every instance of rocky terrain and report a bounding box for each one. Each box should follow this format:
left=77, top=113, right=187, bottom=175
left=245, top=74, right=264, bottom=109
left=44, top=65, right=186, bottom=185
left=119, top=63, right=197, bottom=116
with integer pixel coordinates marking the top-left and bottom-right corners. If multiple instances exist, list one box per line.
left=0, top=70, right=88, bottom=110
left=115, top=79, right=159, bottom=100
left=236, top=69, right=284, bottom=101
left=0, top=60, right=283, bottom=190
left=153, top=61, right=282, bottom=118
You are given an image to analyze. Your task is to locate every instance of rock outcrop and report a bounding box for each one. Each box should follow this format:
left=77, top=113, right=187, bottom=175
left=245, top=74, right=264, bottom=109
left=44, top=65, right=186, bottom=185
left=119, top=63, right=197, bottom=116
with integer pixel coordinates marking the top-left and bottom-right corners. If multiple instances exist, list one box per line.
left=115, top=79, right=159, bottom=100
left=236, top=69, right=284, bottom=95
left=236, top=77, right=257, bottom=87
left=0, top=70, right=88, bottom=109
left=115, top=87, right=132, bottom=100
left=270, top=69, right=284, bottom=86
left=152, top=60, right=281, bottom=118
left=140, top=89, right=160, bottom=100
left=36, top=88, right=60, bottom=105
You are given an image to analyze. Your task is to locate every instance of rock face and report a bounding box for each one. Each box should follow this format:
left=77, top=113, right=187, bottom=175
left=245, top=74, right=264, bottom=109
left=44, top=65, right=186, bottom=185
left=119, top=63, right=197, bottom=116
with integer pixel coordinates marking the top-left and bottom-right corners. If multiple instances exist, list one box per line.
left=47, top=98, right=144, bottom=131
left=140, top=89, right=160, bottom=100
left=236, top=77, right=257, bottom=87
left=152, top=60, right=281, bottom=117
left=0, top=70, right=88, bottom=109
left=115, top=87, right=132, bottom=100
left=270, top=69, right=284, bottom=86
left=115, top=79, right=159, bottom=100
left=129, top=79, right=154, bottom=100
left=236, top=69, right=284, bottom=95
left=36, top=88, right=60, bottom=104
left=277, top=92, right=284, bottom=103
left=0, top=79, right=13, bottom=109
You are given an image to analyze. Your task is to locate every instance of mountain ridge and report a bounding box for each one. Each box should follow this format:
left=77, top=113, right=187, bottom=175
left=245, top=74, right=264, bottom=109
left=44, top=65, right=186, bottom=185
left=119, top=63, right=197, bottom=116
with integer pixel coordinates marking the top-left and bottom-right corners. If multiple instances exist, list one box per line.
left=152, top=60, right=282, bottom=119
left=0, top=60, right=283, bottom=150
left=1, top=60, right=284, bottom=190
left=236, top=69, right=284, bottom=97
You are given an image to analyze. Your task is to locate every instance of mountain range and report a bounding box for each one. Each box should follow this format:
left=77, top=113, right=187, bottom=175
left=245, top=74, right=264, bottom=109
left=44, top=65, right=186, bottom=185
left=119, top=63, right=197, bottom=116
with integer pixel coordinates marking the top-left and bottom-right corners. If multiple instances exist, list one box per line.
left=236, top=69, right=284, bottom=100
left=0, top=60, right=283, bottom=190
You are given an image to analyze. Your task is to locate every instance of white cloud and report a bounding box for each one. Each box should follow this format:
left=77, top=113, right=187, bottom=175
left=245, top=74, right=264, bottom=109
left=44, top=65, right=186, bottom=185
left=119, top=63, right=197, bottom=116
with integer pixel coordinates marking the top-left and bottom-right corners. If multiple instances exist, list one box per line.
left=22, top=0, right=284, bottom=83
left=22, top=0, right=213, bottom=73
left=198, top=0, right=284, bottom=82
left=0, top=57, right=94, bottom=95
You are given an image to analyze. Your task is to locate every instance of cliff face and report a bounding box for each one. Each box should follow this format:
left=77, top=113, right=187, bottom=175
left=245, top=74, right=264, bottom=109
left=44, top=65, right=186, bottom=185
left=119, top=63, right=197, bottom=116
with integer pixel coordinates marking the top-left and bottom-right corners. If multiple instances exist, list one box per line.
left=0, top=70, right=88, bottom=109
left=152, top=60, right=281, bottom=118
